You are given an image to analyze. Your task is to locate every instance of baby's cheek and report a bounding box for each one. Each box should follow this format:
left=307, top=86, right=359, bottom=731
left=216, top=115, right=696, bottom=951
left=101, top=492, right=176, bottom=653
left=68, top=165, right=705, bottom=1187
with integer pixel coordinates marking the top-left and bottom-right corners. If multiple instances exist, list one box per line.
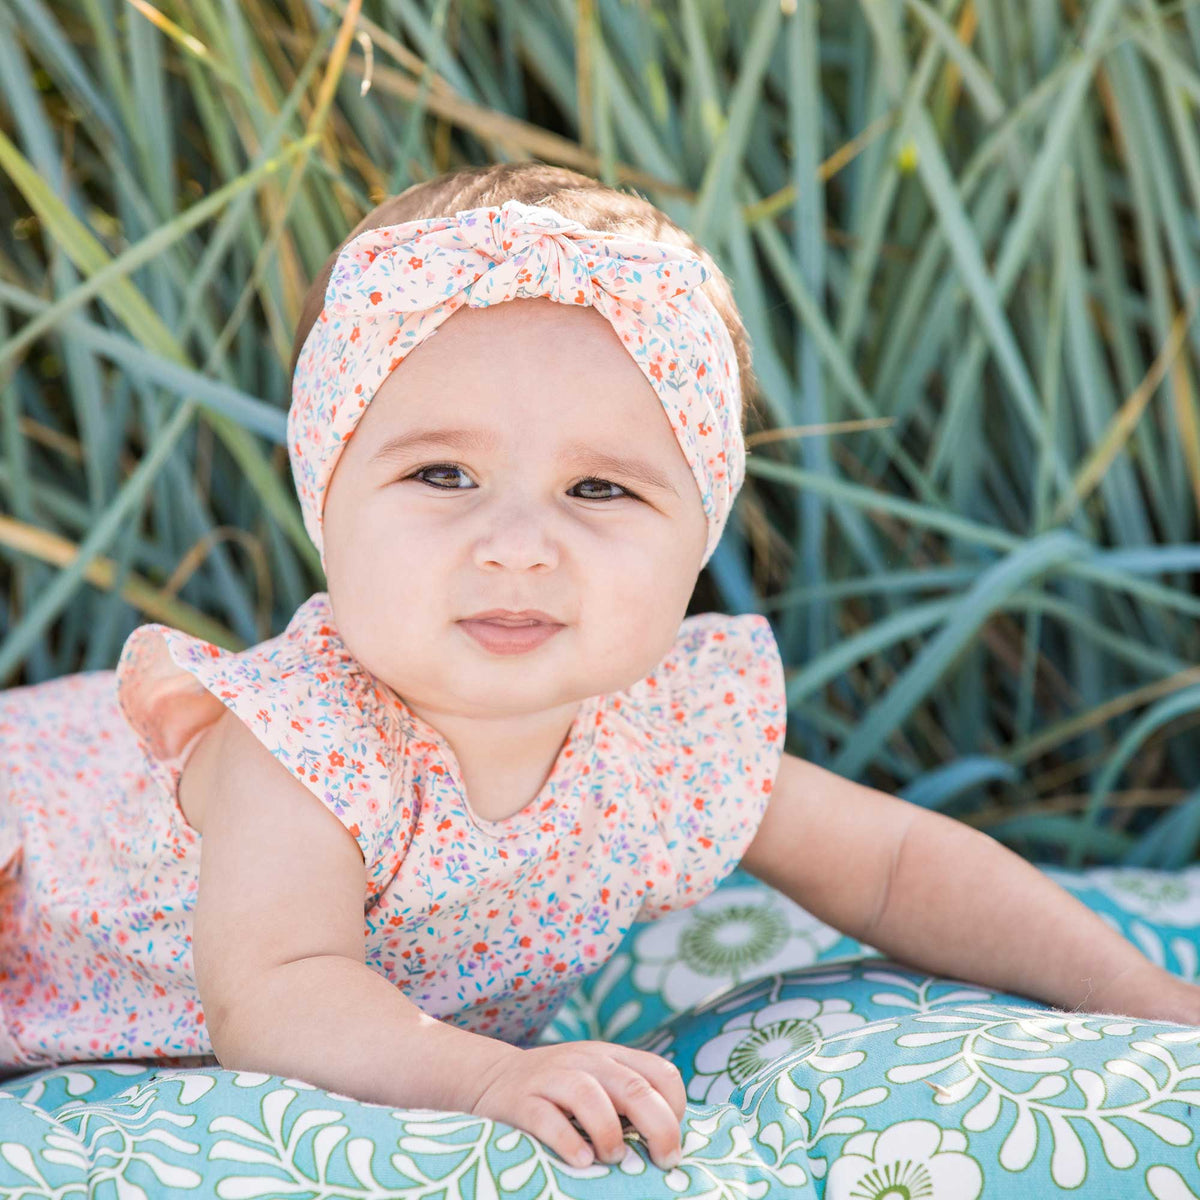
left=326, top=582, right=402, bottom=675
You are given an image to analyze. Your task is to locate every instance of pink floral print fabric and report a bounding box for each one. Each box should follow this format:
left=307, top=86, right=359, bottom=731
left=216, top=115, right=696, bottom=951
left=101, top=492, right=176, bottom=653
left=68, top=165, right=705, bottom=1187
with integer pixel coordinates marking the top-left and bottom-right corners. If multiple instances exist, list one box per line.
left=0, top=595, right=786, bottom=1066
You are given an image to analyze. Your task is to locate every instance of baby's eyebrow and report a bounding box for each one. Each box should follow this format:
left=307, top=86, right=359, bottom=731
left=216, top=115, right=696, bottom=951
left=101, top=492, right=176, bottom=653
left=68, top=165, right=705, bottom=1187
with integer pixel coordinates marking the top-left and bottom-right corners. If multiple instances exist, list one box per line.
left=369, top=427, right=679, bottom=496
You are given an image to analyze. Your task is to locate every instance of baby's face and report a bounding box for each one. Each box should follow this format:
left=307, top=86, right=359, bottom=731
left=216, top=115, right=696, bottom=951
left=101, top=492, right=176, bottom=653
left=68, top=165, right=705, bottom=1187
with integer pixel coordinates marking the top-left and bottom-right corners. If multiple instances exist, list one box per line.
left=322, top=296, right=710, bottom=719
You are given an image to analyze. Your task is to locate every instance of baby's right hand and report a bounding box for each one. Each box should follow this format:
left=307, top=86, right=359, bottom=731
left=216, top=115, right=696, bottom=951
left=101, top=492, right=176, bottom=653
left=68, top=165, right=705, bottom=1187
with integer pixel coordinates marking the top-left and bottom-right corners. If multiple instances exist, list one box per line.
left=468, top=1040, right=687, bottom=1170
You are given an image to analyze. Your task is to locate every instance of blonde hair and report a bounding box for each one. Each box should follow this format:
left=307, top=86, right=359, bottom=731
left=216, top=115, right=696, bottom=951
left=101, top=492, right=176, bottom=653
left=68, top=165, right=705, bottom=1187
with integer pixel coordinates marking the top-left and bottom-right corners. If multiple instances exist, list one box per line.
left=289, top=162, right=761, bottom=427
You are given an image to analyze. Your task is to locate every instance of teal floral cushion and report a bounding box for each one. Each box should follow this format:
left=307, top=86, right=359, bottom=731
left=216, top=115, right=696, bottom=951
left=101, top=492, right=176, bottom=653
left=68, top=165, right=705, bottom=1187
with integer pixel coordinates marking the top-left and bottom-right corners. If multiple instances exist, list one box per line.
left=2, top=863, right=1199, bottom=1197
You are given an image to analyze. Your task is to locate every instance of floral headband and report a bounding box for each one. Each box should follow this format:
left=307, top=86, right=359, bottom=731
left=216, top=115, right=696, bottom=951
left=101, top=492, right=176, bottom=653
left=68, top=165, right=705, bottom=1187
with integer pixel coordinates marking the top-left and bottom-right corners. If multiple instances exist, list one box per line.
left=288, top=198, right=745, bottom=572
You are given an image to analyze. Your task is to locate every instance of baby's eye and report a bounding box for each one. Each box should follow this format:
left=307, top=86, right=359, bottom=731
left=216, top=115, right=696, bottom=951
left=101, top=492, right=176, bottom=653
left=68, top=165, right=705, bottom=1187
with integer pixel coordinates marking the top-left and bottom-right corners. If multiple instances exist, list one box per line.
left=573, top=476, right=634, bottom=501
left=410, top=464, right=473, bottom=490
left=406, top=465, right=637, bottom=501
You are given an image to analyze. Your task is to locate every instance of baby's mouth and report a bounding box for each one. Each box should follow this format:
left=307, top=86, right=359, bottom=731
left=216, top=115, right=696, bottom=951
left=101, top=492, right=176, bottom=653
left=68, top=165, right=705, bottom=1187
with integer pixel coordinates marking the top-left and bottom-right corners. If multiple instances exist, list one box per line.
left=460, top=609, right=564, bottom=627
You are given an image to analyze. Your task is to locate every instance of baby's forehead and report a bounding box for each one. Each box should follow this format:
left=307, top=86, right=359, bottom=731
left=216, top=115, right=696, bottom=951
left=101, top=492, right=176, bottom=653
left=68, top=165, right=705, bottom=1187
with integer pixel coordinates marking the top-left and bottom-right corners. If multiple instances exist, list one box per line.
left=368, top=301, right=662, bottom=424
left=434, top=295, right=623, bottom=351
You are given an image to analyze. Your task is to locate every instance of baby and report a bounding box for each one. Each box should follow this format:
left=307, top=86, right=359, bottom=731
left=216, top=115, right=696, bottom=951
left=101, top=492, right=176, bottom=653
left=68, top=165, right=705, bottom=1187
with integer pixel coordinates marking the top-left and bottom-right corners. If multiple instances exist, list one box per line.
left=1, top=162, right=1196, bottom=1174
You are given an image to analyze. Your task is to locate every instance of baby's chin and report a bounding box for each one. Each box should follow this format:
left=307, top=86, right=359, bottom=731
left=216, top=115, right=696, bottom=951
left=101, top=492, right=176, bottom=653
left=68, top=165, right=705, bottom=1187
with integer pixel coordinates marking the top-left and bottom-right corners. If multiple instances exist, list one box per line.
left=379, top=657, right=646, bottom=720
left=388, top=688, right=593, bottom=728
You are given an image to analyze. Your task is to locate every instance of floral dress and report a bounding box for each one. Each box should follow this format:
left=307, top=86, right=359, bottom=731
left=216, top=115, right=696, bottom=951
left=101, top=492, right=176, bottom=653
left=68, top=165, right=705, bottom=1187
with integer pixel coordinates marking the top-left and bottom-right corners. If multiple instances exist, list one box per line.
left=0, top=592, right=787, bottom=1071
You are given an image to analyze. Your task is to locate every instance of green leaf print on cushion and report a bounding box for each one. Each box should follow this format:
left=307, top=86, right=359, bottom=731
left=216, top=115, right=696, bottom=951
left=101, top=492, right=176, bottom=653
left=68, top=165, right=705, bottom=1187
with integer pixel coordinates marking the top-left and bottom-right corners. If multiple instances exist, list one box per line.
left=2, top=863, right=1200, bottom=1198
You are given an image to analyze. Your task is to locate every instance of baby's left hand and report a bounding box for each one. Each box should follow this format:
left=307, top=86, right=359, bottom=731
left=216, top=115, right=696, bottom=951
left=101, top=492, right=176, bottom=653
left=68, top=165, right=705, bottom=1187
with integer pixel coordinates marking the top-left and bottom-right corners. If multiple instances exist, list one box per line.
left=1090, top=967, right=1200, bottom=1025
left=1157, top=978, right=1200, bottom=1026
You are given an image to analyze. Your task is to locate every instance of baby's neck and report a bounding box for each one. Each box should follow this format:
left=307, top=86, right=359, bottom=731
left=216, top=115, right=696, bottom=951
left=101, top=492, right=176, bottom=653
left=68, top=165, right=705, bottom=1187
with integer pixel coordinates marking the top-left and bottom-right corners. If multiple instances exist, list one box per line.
left=406, top=697, right=586, bottom=820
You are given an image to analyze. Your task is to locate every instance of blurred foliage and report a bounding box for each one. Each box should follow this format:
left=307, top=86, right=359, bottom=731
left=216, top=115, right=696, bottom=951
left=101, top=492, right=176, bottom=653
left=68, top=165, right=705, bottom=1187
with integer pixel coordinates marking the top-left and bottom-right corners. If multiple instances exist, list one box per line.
left=2, top=0, right=1200, bottom=868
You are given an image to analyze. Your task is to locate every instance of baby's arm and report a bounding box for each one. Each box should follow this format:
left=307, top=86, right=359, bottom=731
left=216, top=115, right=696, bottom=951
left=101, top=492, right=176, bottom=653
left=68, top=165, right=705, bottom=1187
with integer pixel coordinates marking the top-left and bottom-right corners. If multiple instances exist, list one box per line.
left=191, top=709, right=687, bottom=1169
left=191, top=707, right=511, bottom=1112
left=741, top=752, right=1200, bottom=1023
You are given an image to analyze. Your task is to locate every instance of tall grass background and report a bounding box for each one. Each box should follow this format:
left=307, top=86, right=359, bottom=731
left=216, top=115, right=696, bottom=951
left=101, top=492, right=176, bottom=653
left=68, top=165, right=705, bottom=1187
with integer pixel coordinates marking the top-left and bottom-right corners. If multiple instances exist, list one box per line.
left=2, top=0, right=1199, bottom=871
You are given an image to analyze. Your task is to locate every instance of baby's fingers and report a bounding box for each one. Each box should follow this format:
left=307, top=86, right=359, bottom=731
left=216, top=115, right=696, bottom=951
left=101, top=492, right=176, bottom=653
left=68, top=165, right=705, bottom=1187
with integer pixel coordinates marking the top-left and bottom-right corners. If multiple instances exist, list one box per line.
left=518, top=1095, right=598, bottom=1168
left=608, top=1045, right=688, bottom=1123
left=590, top=1060, right=682, bottom=1169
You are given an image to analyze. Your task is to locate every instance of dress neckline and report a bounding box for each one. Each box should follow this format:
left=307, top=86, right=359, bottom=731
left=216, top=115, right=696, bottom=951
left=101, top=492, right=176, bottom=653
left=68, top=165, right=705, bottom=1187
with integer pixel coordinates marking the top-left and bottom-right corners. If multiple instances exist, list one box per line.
left=398, top=692, right=603, bottom=837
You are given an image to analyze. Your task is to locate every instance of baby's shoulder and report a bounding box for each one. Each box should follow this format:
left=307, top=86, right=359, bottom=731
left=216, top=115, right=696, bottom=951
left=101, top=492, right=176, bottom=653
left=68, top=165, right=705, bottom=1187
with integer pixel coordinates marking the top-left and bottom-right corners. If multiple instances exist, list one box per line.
left=177, top=702, right=357, bottom=842
left=175, top=707, right=251, bottom=836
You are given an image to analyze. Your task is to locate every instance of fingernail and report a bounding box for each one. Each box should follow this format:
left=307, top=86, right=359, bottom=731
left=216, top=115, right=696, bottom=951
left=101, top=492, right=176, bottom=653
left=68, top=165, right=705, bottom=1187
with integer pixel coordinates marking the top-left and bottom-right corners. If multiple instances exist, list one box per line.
left=574, top=1148, right=593, bottom=1167
left=665, top=1150, right=681, bottom=1168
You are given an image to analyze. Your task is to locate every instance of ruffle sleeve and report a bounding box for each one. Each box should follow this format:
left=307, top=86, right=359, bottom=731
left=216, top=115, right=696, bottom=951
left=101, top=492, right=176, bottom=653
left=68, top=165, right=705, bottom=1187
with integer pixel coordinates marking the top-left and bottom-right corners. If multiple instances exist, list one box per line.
left=631, top=612, right=788, bottom=922
left=113, top=594, right=412, bottom=903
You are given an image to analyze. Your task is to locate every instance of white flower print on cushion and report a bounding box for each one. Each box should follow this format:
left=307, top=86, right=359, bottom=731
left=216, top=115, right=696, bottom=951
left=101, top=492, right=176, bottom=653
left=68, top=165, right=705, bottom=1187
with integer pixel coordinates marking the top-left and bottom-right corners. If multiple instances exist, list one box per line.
left=825, top=1121, right=983, bottom=1200
left=684, top=996, right=870, bottom=1104
left=631, top=884, right=846, bottom=1012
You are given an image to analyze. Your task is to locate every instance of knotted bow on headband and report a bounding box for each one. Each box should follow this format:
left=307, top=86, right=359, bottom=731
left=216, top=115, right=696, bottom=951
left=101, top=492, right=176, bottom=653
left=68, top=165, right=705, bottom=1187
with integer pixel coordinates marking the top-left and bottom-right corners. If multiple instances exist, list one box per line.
left=288, top=198, right=745, bottom=572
